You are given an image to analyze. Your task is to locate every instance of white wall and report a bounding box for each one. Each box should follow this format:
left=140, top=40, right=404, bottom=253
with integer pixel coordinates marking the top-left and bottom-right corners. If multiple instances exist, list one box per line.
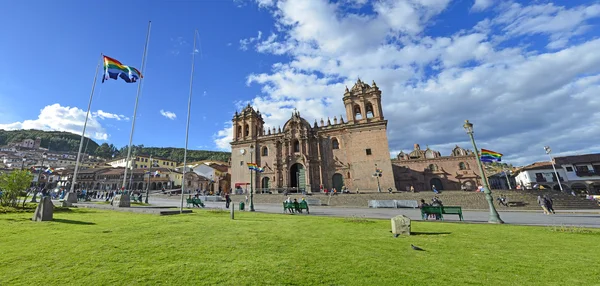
left=514, top=168, right=567, bottom=188
left=561, top=163, right=600, bottom=181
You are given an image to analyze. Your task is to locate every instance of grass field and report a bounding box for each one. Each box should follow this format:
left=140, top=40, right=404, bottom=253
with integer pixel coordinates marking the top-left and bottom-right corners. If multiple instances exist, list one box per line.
left=0, top=208, right=599, bottom=285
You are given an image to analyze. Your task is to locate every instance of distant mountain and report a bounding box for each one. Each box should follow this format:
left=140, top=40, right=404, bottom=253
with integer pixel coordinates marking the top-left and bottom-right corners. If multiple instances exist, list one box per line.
left=0, top=129, right=100, bottom=154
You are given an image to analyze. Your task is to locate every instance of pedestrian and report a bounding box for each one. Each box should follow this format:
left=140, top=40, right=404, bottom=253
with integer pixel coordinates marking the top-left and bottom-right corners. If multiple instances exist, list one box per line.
left=543, top=195, right=555, bottom=214
left=225, top=194, right=231, bottom=209
left=537, top=195, right=549, bottom=215
left=432, top=185, right=439, bottom=194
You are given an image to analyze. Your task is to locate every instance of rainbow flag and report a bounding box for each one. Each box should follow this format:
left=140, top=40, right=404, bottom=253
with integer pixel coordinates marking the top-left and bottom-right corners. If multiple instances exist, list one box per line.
left=480, top=149, right=502, bottom=163
left=44, top=167, right=54, bottom=174
left=246, top=163, right=264, bottom=173
left=102, top=55, right=143, bottom=83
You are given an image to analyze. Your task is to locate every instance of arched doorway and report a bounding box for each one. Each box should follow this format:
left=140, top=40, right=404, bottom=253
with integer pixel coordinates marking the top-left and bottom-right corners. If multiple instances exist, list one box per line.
left=262, top=177, right=270, bottom=189
left=332, top=173, right=344, bottom=191
left=430, top=178, right=443, bottom=191
left=290, top=163, right=305, bottom=192
left=151, top=182, right=156, bottom=190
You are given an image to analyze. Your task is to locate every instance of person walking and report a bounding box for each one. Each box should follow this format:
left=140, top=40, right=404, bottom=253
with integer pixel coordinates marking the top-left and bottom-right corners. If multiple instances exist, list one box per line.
left=537, top=195, right=549, bottom=215
left=225, top=194, right=231, bottom=209
left=543, top=195, right=555, bottom=214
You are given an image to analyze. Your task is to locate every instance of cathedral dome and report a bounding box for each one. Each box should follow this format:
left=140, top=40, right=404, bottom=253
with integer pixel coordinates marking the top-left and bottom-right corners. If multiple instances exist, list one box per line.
left=283, top=110, right=311, bottom=132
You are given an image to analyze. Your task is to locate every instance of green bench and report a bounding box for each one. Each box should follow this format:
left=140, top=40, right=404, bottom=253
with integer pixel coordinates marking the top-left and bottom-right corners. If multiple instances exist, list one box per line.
left=421, top=206, right=463, bottom=221
left=186, top=198, right=205, bottom=208
left=283, top=201, right=309, bottom=214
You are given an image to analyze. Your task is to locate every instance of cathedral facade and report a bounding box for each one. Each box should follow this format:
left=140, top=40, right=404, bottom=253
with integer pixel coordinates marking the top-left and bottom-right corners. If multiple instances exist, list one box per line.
left=230, top=79, right=395, bottom=193
left=392, top=144, right=482, bottom=192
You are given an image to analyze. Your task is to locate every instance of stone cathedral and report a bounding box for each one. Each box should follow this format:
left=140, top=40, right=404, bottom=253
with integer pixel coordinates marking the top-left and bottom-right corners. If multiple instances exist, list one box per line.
left=230, top=79, right=395, bottom=193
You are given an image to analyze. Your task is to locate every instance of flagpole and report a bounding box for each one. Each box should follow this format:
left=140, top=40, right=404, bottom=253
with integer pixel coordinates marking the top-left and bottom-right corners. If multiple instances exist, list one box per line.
left=181, top=29, right=198, bottom=213
left=122, top=21, right=152, bottom=193
left=69, top=53, right=102, bottom=198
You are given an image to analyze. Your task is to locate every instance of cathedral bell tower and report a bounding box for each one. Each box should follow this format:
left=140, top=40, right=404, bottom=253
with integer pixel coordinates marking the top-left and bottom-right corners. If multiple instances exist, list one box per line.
left=232, top=104, right=265, bottom=141
left=343, top=78, right=384, bottom=124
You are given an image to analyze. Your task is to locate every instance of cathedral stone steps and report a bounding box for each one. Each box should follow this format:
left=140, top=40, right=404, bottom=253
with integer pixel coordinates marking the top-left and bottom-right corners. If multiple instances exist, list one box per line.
left=234, top=190, right=599, bottom=210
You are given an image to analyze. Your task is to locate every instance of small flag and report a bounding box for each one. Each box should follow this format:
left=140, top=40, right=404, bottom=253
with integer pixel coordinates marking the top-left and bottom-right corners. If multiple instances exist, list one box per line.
left=480, top=149, right=502, bottom=163
left=103, top=55, right=143, bottom=83
left=154, top=170, right=160, bottom=176
left=246, top=163, right=264, bottom=173
left=44, top=167, right=54, bottom=174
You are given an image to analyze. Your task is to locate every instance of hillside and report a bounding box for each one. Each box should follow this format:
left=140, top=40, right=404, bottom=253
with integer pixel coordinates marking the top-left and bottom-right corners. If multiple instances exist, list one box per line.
left=0, top=130, right=231, bottom=163
left=0, top=129, right=100, bottom=154
left=117, top=145, right=231, bottom=163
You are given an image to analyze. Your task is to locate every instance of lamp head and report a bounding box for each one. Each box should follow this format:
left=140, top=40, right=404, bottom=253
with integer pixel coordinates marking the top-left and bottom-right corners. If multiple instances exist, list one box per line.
left=43, top=152, right=47, bottom=159
left=463, top=120, right=473, bottom=134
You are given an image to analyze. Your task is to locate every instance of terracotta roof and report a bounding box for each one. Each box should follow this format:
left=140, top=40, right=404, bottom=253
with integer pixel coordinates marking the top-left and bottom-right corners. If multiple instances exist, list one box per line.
left=518, top=161, right=559, bottom=171
left=554, top=154, right=600, bottom=165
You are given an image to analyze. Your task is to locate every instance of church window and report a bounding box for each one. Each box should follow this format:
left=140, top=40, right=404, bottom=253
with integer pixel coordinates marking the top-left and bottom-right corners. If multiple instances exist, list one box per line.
left=365, top=148, right=372, bottom=155
left=459, top=162, right=466, bottom=170
left=240, top=161, right=244, bottom=166
left=244, top=124, right=250, bottom=136
left=262, top=146, right=268, bottom=156
left=293, top=140, right=300, bottom=153
left=347, top=172, right=351, bottom=178
left=354, top=105, right=363, bottom=120
left=332, top=138, right=340, bottom=149
left=366, top=103, right=374, bottom=118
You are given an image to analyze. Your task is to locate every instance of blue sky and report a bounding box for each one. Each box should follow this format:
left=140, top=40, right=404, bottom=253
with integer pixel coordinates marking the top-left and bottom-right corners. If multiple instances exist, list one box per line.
left=1, top=0, right=600, bottom=166
left=0, top=0, right=275, bottom=149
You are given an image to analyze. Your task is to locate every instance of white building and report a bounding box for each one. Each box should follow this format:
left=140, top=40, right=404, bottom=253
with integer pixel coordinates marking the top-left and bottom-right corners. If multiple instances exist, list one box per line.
left=513, top=161, right=567, bottom=191
left=555, top=154, right=600, bottom=194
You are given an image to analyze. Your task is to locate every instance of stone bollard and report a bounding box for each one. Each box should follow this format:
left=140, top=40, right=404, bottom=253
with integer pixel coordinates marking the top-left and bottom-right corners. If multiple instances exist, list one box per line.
left=391, top=215, right=411, bottom=237
left=230, top=203, right=235, bottom=220
left=32, top=196, right=54, bottom=222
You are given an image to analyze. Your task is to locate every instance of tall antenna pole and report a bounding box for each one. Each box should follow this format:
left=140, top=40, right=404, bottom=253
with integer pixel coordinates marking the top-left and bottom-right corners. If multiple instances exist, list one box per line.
left=70, top=54, right=102, bottom=195
left=181, top=29, right=198, bottom=213
left=122, top=21, right=152, bottom=191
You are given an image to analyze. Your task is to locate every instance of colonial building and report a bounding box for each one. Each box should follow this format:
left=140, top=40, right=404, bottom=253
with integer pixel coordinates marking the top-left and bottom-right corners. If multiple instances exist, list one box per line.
left=230, top=79, right=395, bottom=193
left=392, top=144, right=481, bottom=191
left=555, top=154, right=600, bottom=194
left=105, top=155, right=177, bottom=169
left=513, top=161, right=567, bottom=191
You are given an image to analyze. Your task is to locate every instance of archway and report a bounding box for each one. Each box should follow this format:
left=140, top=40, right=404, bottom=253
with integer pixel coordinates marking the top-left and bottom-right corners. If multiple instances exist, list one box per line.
left=261, top=177, right=270, bottom=189
left=332, top=173, right=344, bottom=192
left=553, top=184, right=569, bottom=191
left=289, top=163, right=305, bottom=192
left=151, top=182, right=156, bottom=190
left=462, top=180, right=475, bottom=191
left=430, top=178, right=444, bottom=191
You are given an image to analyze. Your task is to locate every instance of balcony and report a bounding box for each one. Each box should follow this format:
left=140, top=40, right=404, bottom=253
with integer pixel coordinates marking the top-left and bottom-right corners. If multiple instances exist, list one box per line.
left=575, top=170, right=600, bottom=177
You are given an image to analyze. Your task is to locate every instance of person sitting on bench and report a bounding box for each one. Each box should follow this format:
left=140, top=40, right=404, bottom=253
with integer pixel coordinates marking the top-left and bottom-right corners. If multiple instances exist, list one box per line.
left=293, top=199, right=301, bottom=213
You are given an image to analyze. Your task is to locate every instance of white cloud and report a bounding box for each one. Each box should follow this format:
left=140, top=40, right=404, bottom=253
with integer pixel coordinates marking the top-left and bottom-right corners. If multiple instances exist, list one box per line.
left=215, top=0, right=600, bottom=165
left=471, top=0, right=494, bottom=12
left=160, top=110, right=177, bottom=120
left=240, top=31, right=263, bottom=51
left=0, top=103, right=110, bottom=140
left=93, top=110, right=129, bottom=121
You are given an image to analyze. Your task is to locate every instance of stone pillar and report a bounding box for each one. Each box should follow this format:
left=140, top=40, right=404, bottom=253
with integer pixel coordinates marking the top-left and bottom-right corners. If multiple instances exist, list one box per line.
left=32, top=196, right=54, bottom=222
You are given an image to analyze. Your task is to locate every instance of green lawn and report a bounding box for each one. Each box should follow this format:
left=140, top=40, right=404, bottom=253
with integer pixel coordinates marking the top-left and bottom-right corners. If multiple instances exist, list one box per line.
left=0, top=209, right=598, bottom=285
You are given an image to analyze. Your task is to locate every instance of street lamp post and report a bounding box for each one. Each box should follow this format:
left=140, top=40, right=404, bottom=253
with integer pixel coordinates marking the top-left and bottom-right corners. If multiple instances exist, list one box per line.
left=21, top=157, right=26, bottom=170
left=463, top=120, right=504, bottom=224
left=145, top=155, right=155, bottom=204
left=544, top=146, right=563, bottom=192
left=31, top=153, right=47, bottom=203
left=249, top=146, right=255, bottom=212
left=503, top=169, right=512, bottom=190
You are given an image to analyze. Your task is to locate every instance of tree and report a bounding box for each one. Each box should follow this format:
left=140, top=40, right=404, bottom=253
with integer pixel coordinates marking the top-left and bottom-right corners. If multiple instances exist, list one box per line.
left=0, top=170, right=34, bottom=208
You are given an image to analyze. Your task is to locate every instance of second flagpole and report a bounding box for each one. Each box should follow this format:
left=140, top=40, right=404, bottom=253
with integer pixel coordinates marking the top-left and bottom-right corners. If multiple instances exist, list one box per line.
left=121, top=21, right=152, bottom=200
left=181, top=29, right=198, bottom=213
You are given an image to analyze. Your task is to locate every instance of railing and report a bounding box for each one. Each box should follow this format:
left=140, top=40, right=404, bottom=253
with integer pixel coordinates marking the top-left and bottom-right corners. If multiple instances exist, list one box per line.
left=575, top=170, right=600, bottom=177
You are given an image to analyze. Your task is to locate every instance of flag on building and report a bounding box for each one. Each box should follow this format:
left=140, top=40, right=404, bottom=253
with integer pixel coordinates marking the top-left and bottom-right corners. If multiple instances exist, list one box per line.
left=44, top=167, right=54, bottom=174
left=102, top=55, right=143, bottom=83
left=480, top=149, right=502, bottom=163
left=246, top=163, right=264, bottom=173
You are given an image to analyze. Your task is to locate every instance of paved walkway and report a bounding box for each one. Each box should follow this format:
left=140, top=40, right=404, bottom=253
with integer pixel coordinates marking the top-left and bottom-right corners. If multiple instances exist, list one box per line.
left=147, top=196, right=600, bottom=228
